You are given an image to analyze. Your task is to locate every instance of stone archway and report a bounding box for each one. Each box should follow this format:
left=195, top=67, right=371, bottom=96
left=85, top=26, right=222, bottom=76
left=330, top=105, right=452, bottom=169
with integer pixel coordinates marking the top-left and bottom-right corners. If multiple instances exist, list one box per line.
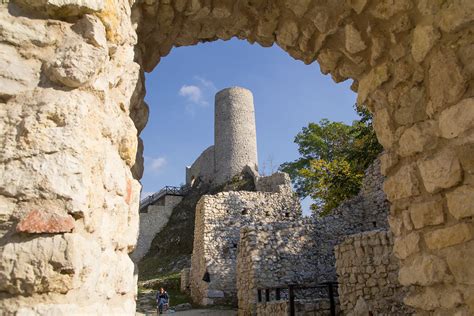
left=0, top=0, right=473, bottom=314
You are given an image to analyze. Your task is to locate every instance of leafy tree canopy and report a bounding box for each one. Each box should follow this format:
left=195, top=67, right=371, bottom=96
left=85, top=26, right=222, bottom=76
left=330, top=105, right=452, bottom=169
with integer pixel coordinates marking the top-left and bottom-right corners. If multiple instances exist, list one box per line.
left=280, top=105, right=382, bottom=216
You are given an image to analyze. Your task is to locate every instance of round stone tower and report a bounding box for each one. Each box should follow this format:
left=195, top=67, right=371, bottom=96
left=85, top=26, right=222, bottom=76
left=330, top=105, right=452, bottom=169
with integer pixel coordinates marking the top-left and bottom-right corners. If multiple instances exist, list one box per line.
left=214, top=87, right=258, bottom=185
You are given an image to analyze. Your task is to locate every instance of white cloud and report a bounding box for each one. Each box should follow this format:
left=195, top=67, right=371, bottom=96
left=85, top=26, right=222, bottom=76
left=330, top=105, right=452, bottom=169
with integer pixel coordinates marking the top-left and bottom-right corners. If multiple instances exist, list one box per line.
left=179, top=85, right=208, bottom=106
left=149, top=157, right=167, bottom=173
left=194, top=76, right=217, bottom=91
left=178, top=77, right=217, bottom=109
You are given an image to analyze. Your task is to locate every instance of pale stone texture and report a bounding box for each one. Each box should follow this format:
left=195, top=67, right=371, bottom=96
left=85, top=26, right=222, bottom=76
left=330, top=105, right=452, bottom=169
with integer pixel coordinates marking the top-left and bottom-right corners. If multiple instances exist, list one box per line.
left=417, top=150, right=463, bottom=193
left=130, top=195, right=182, bottom=262
left=0, top=44, right=40, bottom=99
left=439, top=98, right=474, bottom=139
left=424, top=223, right=473, bottom=250
left=1, top=0, right=473, bottom=314
left=411, top=24, right=440, bottom=63
left=446, top=185, right=474, bottom=219
left=409, top=199, right=445, bottom=229
left=335, top=231, right=412, bottom=314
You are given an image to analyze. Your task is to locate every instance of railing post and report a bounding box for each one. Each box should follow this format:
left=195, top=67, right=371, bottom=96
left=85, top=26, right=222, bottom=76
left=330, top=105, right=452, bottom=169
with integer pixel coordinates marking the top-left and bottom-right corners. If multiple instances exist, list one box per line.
left=288, top=285, right=295, bottom=316
left=257, top=289, right=262, bottom=303
left=328, top=283, right=336, bottom=316
left=265, top=289, right=270, bottom=302
left=276, top=288, right=281, bottom=300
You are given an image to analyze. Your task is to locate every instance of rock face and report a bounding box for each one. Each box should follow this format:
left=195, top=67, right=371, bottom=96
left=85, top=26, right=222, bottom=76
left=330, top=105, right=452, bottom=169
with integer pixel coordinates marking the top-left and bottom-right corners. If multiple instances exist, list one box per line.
left=1, top=0, right=473, bottom=314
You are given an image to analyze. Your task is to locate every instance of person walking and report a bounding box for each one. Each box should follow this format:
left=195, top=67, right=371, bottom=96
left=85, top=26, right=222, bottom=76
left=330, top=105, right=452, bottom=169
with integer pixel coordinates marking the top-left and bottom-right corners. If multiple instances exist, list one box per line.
left=156, top=287, right=169, bottom=314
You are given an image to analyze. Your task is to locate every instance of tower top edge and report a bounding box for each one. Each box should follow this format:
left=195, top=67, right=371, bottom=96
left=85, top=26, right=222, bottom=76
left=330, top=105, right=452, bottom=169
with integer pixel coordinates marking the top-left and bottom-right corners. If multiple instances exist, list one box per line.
left=215, top=86, right=253, bottom=98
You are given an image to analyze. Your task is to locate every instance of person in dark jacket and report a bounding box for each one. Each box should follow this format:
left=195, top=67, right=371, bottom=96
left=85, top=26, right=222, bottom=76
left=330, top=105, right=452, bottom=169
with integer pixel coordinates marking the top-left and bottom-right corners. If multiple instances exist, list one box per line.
left=156, top=287, right=169, bottom=314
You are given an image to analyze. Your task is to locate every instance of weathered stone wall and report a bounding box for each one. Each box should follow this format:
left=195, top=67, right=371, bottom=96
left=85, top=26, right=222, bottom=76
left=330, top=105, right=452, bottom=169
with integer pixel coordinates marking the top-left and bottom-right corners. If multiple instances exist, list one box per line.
left=189, top=187, right=301, bottom=306
left=0, top=1, right=145, bottom=314
left=186, top=145, right=215, bottom=185
left=256, top=299, right=337, bottom=316
left=130, top=194, right=182, bottom=262
left=180, top=267, right=191, bottom=294
left=237, top=221, right=319, bottom=315
left=2, top=0, right=473, bottom=314
left=255, top=172, right=293, bottom=194
left=311, top=158, right=389, bottom=282
left=335, top=230, right=412, bottom=315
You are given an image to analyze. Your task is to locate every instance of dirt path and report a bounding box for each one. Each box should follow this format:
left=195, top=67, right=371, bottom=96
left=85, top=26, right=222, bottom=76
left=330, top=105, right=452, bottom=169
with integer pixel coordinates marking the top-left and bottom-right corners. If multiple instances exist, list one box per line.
left=136, top=309, right=237, bottom=316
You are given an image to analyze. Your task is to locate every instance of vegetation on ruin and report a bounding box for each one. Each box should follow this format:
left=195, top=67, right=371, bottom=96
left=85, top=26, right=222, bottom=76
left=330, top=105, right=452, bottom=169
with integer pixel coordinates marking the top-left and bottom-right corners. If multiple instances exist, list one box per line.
left=280, top=105, right=382, bottom=216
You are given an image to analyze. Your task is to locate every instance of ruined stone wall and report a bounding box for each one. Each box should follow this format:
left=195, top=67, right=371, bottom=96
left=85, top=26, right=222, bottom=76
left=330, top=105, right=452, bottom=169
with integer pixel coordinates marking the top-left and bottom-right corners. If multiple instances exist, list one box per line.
left=189, top=189, right=301, bottom=306
left=130, top=195, right=182, bottom=262
left=312, top=158, right=389, bottom=282
left=256, top=299, right=337, bottom=316
left=335, top=230, right=412, bottom=315
left=186, top=145, right=215, bottom=185
left=237, top=221, right=319, bottom=315
left=255, top=172, right=293, bottom=194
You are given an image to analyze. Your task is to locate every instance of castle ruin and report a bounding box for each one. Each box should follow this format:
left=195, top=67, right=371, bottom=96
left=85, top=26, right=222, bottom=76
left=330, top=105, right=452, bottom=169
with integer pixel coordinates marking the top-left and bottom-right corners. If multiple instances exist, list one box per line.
left=0, top=1, right=473, bottom=315
left=186, top=87, right=259, bottom=187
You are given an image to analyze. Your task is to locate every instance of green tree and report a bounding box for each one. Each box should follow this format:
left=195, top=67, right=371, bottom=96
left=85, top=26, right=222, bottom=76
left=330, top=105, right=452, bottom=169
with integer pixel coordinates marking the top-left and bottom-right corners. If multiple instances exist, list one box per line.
left=280, top=105, right=382, bottom=216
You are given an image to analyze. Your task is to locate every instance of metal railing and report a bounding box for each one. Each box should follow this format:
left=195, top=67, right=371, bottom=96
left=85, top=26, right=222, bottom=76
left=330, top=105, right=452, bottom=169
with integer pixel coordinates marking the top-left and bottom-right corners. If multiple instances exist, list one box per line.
left=257, top=281, right=339, bottom=316
left=139, top=185, right=190, bottom=212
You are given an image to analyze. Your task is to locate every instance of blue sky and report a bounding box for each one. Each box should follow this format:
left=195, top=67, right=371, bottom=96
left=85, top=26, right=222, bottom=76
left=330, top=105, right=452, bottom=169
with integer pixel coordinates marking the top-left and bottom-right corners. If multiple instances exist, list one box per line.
left=140, top=38, right=358, bottom=213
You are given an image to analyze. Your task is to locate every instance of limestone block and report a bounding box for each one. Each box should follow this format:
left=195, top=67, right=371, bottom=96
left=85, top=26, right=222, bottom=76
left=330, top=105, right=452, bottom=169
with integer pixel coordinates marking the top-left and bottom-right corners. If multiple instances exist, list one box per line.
left=384, top=163, right=420, bottom=201
left=402, top=210, right=414, bottom=231
left=446, top=185, right=474, bottom=219
left=357, top=64, right=390, bottom=105
left=404, top=287, right=440, bottom=310
left=409, top=199, right=444, bottom=229
left=15, top=0, right=105, bottom=17
left=428, top=48, right=467, bottom=115
left=0, top=234, right=98, bottom=295
left=72, top=15, right=107, bottom=48
left=398, top=121, right=438, bottom=157
left=16, top=209, right=75, bottom=233
left=393, top=232, right=420, bottom=259
left=388, top=215, right=402, bottom=236
left=380, top=151, right=398, bottom=176
left=439, top=98, right=474, bottom=139
left=394, top=86, right=426, bottom=126
left=0, top=11, right=56, bottom=47
left=411, top=24, right=440, bottom=63
left=424, top=223, right=472, bottom=250
left=399, top=254, right=448, bottom=286
left=345, top=24, right=367, bottom=54
left=417, top=0, right=443, bottom=16
left=417, top=150, right=462, bottom=193
left=444, top=241, right=474, bottom=285
left=370, top=0, right=412, bottom=19
left=276, top=20, right=299, bottom=47
left=284, top=0, right=312, bottom=17
left=347, top=0, right=368, bottom=14
left=437, top=0, right=474, bottom=33
left=46, top=39, right=107, bottom=88
left=0, top=44, right=40, bottom=99
left=372, top=108, right=395, bottom=149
